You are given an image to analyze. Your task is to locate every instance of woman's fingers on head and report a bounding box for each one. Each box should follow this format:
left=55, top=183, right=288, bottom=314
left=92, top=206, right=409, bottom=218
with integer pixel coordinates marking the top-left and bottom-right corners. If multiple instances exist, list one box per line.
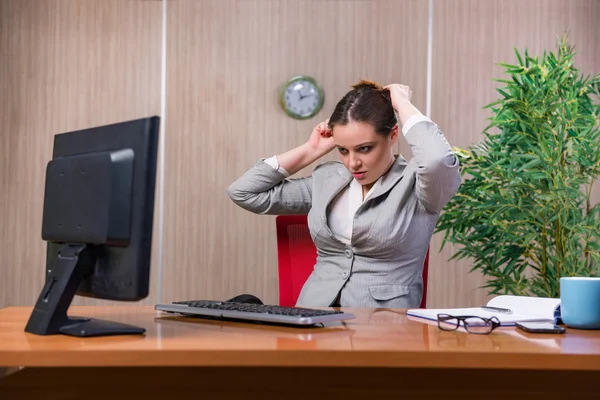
left=393, top=84, right=412, bottom=99
left=385, top=83, right=410, bottom=91
left=318, top=120, right=331, bottom=135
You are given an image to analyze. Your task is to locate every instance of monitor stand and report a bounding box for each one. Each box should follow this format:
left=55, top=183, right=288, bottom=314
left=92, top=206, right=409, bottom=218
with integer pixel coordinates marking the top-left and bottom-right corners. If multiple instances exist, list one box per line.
left=24, top=244, right=145, bottom=337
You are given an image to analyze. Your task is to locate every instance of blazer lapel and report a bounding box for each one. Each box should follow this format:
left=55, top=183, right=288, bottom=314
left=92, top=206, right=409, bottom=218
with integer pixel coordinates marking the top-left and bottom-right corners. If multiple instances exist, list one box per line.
left=362, top=155, right=408, bottom=202
left=319, top=165, right=352, bottom=235
left=315, top=156, right=407, bottom=238
left=321, top=166, right=353, bottom=209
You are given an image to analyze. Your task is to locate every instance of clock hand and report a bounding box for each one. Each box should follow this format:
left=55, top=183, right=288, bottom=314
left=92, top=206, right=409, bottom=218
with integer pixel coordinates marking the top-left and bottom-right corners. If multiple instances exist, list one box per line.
left=299, top=85, right=313, bottom=100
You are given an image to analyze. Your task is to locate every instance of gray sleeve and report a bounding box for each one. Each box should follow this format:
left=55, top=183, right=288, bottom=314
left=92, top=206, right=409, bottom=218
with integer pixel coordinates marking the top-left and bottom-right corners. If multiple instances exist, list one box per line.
left=404, top=121, right=461, bottom=214
left=227, top=159, right=312, bottom=215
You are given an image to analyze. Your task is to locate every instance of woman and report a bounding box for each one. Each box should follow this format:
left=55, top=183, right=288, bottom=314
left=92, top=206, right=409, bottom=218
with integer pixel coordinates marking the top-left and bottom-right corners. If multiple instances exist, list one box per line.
left=228, top=80, right=461, bottom=308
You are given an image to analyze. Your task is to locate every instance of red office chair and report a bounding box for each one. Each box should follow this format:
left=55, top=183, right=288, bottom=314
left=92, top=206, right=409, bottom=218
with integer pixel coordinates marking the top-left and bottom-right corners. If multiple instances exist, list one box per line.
left=275, top=215, right=429, bottom=308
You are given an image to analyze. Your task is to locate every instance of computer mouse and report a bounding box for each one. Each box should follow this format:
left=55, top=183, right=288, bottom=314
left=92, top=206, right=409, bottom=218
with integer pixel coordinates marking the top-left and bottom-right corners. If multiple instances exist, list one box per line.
left=225, top=293, right=264, bottom=305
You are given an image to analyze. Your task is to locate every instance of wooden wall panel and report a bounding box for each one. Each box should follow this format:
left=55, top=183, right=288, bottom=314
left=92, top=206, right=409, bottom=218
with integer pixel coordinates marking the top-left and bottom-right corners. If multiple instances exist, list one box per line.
left=430, top=0, right=600, bottom=307
left=0, top=0, right=162, bottom=307
left=162, top=0, right=429, bottom=304
left=2, top=0, right=598, bottom=311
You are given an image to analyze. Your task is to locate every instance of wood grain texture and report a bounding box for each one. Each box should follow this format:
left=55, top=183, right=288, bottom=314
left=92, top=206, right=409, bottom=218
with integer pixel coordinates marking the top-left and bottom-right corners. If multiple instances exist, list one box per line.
left=3, top=367, right=600, bottom=400
left=429, top=0, right=600, bottom=308
left=0, top=0, right=162, bottom=307
left=4, top=367, right=600, bottom=400
left=2, top=306, right=600, bottom=370
left=162, top=0, right=429, bottom=305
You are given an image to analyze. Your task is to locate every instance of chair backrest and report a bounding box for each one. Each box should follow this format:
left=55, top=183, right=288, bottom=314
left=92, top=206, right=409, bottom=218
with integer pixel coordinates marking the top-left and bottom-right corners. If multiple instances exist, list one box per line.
left=275, top=215, right=429, bottom=308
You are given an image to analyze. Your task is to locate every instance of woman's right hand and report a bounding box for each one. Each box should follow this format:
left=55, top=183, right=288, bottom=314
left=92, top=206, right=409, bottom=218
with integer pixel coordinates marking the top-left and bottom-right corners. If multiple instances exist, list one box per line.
left=307, top=119, right=336, bottom=156
left=274, top=120, right=336, bottom=176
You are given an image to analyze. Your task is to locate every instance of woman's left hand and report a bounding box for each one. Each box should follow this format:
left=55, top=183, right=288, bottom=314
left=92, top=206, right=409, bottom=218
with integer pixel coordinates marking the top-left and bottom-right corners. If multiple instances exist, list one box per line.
left=385, top=83, right=423, bottom=125
left=384, top=83, right=412, bottom=110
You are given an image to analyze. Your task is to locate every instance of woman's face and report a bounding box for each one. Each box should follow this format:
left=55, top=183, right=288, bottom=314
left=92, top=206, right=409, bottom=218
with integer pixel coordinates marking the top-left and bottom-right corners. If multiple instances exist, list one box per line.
left=332, top=121, right=398, bottom=187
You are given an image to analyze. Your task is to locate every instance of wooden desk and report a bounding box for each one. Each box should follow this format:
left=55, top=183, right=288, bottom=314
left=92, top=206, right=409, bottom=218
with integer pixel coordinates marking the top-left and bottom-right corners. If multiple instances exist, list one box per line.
left=1, top=306, right=600, bottom=399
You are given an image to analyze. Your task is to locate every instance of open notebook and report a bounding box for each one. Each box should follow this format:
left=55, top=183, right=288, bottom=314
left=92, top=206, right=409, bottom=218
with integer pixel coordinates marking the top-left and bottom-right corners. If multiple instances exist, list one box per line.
left=406, top=295, right=561, bottom=326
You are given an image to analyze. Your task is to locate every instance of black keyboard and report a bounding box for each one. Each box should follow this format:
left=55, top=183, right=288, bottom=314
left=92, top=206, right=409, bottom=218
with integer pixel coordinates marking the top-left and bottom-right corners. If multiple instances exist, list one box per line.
left=155, top=300, right=356, bottom=326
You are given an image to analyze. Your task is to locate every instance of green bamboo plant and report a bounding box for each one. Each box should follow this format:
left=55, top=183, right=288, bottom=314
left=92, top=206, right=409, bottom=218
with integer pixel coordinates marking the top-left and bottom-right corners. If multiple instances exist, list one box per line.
left=436, top=35, right=600, bottom=298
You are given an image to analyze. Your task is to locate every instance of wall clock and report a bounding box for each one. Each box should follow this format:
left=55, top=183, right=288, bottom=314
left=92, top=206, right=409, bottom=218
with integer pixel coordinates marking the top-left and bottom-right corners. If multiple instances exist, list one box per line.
left=280, top=75, right=324, bottom=120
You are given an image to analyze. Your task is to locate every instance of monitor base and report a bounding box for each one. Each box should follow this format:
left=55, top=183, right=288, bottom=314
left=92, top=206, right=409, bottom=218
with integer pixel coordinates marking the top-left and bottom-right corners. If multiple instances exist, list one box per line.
left=58, top=317, right=145, bottom=337
left=25, top=244, right=144, bottom=337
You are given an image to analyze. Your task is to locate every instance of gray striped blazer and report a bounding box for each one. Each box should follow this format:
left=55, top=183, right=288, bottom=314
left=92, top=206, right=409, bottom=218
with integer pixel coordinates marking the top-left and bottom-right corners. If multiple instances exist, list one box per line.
left=228, top=121, right=461, bottom=308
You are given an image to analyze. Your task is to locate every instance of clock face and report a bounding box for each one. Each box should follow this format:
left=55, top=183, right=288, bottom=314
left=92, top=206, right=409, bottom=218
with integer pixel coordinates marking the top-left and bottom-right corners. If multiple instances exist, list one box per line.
left=280, top=76, right=324, bottom=119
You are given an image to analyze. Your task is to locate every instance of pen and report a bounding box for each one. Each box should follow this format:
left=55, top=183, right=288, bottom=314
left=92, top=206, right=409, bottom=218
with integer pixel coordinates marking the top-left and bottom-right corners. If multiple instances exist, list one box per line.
left=481, top=306, right=512, bottom=314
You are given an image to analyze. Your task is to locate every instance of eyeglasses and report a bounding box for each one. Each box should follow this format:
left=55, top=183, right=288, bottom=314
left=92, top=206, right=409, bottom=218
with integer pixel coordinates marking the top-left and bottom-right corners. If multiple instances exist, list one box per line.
left=437, top=313, right=501, bottom=335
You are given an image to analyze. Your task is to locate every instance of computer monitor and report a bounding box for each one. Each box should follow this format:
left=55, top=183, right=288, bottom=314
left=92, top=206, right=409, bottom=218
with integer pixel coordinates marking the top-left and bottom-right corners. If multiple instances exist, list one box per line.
left=24, top=116, right=160, bottom=337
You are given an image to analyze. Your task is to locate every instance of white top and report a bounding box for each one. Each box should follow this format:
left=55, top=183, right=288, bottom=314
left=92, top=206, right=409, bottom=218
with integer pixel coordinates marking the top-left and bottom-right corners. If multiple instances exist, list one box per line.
left=264, top=114, right=431, bottom=245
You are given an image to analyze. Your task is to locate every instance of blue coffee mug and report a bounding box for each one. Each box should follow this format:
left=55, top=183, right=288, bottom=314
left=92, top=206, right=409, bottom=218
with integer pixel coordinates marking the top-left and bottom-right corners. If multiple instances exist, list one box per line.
left=560, top=277, right=600, bottom=330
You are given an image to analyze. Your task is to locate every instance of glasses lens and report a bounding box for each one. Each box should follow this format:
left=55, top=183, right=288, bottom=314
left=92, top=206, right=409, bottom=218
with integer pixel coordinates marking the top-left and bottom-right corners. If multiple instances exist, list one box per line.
left=464, top=317, right=492, bottom=334
left=438, top=315, right=459, bottom=330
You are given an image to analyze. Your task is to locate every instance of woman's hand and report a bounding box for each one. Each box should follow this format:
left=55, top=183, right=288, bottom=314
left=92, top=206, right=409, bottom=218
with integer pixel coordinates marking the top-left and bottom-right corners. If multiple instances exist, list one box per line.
left=384, top=83, right=422, bottom=126
left=273, top=120, right=335, bottom=176
left=384, top=83, right=412, bottom=111
left=307, top=119, right=336, bottom=156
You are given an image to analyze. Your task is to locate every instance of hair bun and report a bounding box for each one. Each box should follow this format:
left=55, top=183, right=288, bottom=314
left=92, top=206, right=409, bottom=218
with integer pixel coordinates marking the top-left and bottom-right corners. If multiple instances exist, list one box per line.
left=351, top=79, right=384, bottom=92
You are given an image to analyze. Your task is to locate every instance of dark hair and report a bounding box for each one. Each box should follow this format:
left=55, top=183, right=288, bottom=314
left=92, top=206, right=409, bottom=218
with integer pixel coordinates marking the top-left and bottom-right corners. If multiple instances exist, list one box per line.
left=328, top=79, right=397, bottom=136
